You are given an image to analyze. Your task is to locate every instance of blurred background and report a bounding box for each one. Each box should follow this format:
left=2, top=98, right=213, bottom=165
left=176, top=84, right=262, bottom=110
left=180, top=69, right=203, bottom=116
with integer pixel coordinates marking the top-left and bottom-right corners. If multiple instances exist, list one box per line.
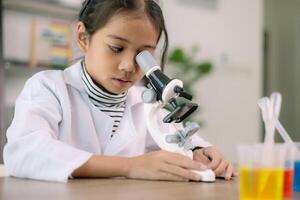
left=0, top=0, right=299, bottom=163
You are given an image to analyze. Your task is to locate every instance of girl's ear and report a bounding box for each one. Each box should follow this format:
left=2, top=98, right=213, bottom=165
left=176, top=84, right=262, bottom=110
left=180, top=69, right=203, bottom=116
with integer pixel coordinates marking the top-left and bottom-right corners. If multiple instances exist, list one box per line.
left=76, top=22, right=89, bottom=53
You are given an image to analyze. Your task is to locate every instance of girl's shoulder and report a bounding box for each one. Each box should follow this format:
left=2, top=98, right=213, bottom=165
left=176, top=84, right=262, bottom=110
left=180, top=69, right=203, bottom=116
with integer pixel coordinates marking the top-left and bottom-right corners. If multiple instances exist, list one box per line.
left=30, top=69, right=65, bottom=82
left=25, top=61, right=82, bottom=90
left=24, top=69, right=66, bottom=92
left=21, top=62, right=82, bottom=98
left=18, top=69, right=66, bottom=103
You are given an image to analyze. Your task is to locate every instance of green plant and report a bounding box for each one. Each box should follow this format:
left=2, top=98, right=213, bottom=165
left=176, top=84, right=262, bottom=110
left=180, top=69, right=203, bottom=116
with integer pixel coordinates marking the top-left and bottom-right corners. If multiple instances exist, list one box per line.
left=168, top=46, right=213, bottom=95
left=167, top=46, right=213, bottom=124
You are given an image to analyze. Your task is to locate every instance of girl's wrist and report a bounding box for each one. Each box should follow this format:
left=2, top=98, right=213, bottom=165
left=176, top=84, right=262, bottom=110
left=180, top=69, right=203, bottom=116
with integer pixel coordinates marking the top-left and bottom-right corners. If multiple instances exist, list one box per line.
left=121, top=157, right=131, bottom=177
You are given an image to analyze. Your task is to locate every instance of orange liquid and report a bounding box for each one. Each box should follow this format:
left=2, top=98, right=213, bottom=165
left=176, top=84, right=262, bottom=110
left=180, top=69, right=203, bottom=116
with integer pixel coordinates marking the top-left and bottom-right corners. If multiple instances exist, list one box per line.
left=239, top=167, right=284, bottom=200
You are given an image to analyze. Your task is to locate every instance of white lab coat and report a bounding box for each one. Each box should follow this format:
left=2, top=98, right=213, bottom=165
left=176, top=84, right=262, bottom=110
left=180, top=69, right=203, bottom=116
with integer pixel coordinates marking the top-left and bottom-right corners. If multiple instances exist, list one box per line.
left=3, top=61, right=211, bottom=182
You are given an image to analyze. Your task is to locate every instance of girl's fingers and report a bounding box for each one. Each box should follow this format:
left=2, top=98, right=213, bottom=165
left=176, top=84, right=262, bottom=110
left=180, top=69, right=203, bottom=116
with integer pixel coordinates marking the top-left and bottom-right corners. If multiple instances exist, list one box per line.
left=161, top=163, right=201, bottom=181
left=214, top=159, right=228, bottom=175
left=208, top=155, right=222, bottom=170
left=164, top=152, right=206, bottom=170
left=193, top=152, right=211, bottom=165
left=224, top=163, right=234, bottom=180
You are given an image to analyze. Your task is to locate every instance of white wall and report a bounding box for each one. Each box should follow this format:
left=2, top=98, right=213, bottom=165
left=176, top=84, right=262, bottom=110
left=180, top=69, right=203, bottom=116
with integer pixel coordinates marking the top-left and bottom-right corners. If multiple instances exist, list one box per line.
left=163, top=0, right=263, bottom=161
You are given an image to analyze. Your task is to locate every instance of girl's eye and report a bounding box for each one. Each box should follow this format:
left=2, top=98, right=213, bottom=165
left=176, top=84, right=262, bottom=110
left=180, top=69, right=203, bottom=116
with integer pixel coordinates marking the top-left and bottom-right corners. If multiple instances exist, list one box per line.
left=109, top=45, right=123, bottom=53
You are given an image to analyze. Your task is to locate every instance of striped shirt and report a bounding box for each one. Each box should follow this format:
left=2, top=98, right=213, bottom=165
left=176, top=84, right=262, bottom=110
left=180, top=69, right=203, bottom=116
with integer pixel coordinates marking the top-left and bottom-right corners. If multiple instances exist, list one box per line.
left=81, top=61, right=127, bottom=137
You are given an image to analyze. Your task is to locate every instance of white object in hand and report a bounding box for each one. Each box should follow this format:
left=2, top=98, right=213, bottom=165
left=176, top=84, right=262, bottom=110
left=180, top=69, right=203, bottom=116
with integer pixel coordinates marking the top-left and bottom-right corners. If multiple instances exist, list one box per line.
left=182, top=150, right=216, bottom=182
left=190, top=169, right=216, bottom=182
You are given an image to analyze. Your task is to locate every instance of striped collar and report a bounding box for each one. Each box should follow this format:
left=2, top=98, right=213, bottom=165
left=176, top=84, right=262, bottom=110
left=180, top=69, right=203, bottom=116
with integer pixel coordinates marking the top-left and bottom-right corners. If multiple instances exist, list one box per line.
left=80, top=61, right=127, bottom=108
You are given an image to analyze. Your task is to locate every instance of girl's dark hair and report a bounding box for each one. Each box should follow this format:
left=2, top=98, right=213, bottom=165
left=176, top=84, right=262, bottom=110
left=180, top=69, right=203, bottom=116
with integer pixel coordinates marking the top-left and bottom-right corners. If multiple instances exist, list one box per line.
left=78, top=0, right=169, bottom=70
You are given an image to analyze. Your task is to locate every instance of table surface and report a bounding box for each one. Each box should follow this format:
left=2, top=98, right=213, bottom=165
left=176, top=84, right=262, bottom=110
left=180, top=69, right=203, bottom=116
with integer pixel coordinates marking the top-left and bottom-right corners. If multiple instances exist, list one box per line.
left=0, top=177, right=299, bottom=200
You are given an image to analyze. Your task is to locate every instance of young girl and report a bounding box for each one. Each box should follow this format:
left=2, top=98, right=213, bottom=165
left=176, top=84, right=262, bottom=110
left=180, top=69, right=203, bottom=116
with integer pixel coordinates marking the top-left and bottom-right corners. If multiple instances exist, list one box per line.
left=3, top=0, right=235, bottom=182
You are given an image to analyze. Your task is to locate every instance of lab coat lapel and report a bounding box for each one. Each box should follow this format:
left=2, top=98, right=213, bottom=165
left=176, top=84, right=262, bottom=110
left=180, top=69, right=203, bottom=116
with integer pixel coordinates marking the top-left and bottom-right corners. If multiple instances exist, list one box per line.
left=64, top=61, right=145, bottom=156
left=64, top=61, right=114, bottom=153
left=83, top=93, right=114, bottom=154
left=104, top=86, right=144, bottom=155
left=103, top=105, right=135, bottom=155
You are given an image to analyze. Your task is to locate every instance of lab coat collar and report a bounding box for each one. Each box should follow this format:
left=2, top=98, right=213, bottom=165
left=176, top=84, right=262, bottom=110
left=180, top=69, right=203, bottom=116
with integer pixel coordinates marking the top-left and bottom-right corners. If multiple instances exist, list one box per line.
left=63, top=60, right=144, bottom=107
left=64, top=60, right=85, bottom=92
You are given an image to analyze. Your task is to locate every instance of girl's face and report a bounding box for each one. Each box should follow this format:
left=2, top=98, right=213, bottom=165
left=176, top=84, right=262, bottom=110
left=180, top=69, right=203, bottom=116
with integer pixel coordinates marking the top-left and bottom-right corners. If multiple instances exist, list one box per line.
left=77, top=12, right=159, bottom=94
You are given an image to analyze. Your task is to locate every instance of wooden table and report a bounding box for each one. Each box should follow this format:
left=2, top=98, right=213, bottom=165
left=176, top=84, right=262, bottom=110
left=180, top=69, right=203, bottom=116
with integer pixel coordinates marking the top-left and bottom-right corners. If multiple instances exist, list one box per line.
left=0, top=177, right=299, bottom=200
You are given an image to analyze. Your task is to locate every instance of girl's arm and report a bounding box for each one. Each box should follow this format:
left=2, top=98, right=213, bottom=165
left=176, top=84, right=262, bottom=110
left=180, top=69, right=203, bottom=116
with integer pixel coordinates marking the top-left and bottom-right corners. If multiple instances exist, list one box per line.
left=72, top=155, right=129, bottom=177
left=72, top=151, right=207, bottom=181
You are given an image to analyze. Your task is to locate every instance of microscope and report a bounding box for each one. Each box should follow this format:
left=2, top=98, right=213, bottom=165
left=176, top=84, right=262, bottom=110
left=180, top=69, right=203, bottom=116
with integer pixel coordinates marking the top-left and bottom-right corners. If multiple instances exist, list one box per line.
left=136, top=51, right=215, bottom=182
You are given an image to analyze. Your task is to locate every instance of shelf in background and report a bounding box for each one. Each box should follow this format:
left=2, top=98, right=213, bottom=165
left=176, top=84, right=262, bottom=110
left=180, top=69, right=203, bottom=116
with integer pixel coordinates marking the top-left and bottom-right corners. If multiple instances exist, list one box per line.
left=3, top=0, right=80, bottom=20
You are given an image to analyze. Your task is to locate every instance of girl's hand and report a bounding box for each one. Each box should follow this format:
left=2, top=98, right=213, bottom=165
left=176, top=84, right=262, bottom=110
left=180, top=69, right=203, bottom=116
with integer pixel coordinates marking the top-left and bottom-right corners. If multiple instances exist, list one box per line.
left=127, top=150, right=207, bottom=181
left=193, top=147, right=237, bottom=180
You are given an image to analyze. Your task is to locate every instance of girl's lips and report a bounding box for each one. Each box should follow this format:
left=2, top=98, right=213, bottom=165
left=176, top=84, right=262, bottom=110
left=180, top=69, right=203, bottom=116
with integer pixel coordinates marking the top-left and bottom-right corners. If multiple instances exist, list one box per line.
left=112, top=78, right=133, bottom=88
left=118, top=78, right=132, bottom=82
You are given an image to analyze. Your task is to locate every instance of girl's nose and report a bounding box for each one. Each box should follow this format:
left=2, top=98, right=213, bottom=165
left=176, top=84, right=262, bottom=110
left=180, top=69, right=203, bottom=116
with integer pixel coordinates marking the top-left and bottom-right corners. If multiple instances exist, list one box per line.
left=119, top=56, right=137, bottom=73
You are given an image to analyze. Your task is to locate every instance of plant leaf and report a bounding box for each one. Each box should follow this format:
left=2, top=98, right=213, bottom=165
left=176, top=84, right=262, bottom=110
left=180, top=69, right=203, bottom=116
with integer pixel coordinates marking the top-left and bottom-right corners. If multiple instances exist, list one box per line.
left=169, top=48, right=187, bottom=63
left=196, top=62, right=212, bottom=74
